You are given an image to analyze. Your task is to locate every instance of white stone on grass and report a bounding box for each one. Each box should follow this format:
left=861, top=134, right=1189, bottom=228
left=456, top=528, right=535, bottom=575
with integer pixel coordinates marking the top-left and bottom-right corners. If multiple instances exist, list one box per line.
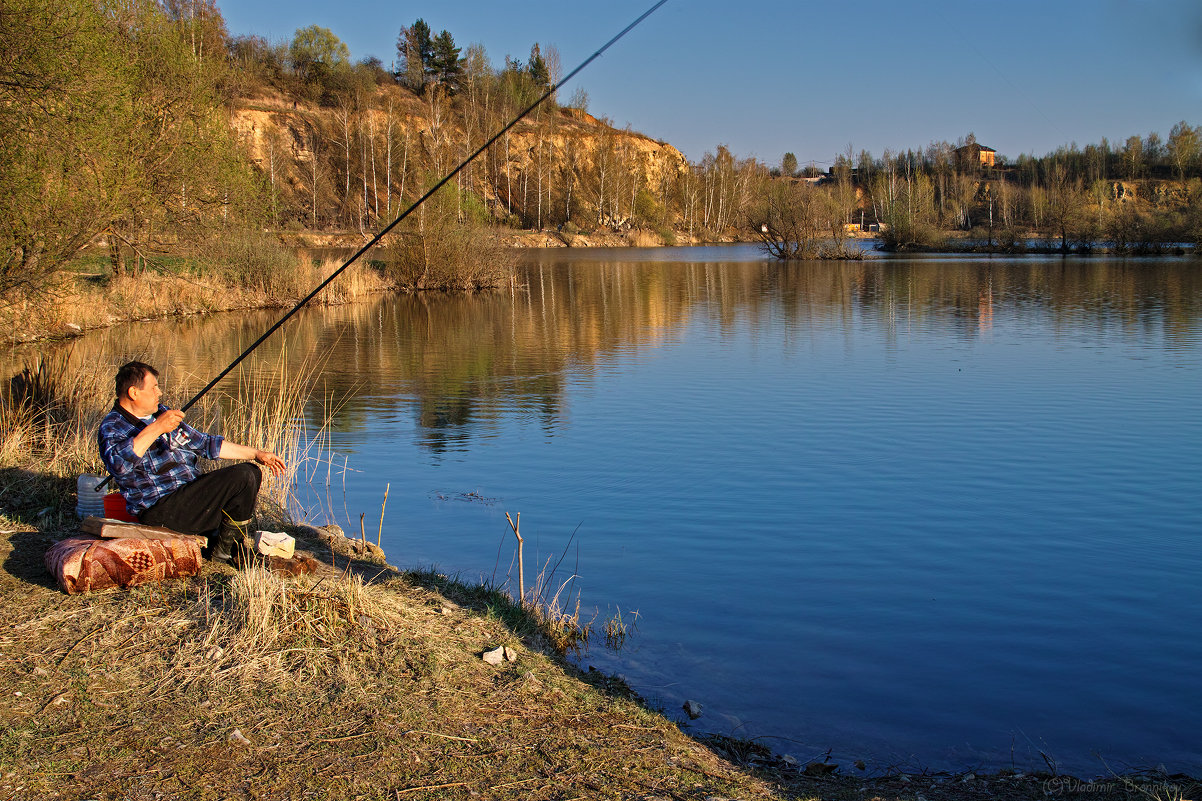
left=254, top=530, right=295, bottom=559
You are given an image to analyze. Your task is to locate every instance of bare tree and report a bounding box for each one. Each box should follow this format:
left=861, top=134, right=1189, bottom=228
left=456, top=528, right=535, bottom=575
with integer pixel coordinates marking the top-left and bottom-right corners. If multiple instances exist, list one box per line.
left=1043, top=164, right=1086, bottom=251
left=1168, top=121, right=1200, bottom=181
left=746, top=180, right=827, bottom=259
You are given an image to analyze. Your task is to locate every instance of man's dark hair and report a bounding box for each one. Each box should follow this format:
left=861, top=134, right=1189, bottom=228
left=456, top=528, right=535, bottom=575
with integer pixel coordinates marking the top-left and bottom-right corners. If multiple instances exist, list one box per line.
left=115, top=361, right=158, bottom=399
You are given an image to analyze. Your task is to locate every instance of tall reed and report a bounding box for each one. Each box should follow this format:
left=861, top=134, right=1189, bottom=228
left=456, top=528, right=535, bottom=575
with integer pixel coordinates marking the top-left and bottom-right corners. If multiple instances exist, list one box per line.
left=0, top=354, right=109, bottom=479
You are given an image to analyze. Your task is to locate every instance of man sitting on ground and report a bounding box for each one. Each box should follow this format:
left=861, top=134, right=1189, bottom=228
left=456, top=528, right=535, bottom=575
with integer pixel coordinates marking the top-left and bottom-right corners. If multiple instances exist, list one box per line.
left=98, top=361, right=286, bottom=564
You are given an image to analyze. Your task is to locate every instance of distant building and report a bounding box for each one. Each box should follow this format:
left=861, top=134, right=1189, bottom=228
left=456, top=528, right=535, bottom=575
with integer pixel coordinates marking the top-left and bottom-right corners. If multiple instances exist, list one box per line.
left=955, top=143, right=997, bottom=169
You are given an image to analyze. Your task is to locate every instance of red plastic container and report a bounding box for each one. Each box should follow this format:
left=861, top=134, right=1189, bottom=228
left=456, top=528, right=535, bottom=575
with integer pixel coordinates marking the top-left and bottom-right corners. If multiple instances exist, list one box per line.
left=103, top=492, right=138, bottom=522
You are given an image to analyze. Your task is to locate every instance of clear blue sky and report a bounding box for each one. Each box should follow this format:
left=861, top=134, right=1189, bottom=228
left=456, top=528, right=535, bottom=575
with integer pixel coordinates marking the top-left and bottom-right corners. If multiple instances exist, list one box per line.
left=219, top=0, right=1201, bottom=167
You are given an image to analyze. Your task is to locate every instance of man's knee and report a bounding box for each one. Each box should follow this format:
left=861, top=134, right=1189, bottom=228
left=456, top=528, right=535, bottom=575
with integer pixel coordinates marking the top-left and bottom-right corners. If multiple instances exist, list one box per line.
left=221, top=463, right=264, bottom=521
left=214, top=462, right=262, bottom=505
left=230, top=462, right=263, bottom=491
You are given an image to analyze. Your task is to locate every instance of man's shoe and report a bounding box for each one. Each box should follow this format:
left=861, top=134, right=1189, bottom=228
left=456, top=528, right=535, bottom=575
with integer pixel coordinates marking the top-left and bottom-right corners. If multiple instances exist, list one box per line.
left=211, top=517, right=253, bottom=565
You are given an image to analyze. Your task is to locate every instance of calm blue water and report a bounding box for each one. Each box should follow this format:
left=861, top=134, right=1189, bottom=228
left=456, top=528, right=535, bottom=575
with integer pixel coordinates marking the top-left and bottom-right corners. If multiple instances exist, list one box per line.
left=41, top=246, right=1202, bottom=776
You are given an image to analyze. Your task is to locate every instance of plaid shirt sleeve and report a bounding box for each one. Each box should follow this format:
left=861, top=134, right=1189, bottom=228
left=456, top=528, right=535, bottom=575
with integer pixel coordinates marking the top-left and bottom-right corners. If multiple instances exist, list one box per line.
left=98, top=405, right=224, bottom=516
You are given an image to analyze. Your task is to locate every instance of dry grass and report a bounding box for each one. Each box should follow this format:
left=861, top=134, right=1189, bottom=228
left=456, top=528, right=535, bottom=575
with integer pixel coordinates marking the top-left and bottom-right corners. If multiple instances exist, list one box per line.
left=231, top=564, right=367, bottom=652
left=0, top=255, right=392, bottom=346
left=0, top=356, right=110, bottom=520
left=309, top=256, right=393, bottom=303
left=0, top=533, right=788, bottom=801
left=626, top=228, right=664, bottom=247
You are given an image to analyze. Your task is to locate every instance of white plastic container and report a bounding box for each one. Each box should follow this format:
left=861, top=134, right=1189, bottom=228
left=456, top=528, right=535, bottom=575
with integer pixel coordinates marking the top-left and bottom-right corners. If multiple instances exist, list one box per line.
left=76, top=474, right=108, bottom=519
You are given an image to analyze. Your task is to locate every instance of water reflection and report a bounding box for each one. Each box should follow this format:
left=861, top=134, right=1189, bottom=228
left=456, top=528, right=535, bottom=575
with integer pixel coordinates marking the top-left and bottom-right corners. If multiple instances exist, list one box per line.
left=9, top=252, right=1201, bottom=433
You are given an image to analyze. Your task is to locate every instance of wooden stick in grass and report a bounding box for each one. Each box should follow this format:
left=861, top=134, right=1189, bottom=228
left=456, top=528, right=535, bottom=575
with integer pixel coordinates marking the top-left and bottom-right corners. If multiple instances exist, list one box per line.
left=505, top=512, right=524, bottom=605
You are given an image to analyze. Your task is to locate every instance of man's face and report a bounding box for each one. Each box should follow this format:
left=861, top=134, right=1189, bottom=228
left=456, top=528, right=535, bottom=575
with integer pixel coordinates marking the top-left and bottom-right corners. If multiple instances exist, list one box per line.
left=128, top=373, right=162, bottom=417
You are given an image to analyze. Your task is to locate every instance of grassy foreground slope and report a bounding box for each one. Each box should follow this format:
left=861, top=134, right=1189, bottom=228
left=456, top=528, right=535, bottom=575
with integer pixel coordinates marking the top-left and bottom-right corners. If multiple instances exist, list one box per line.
left=4, top=520, right=1196, bottom=800
left=2, top=518, right=787, bottom=801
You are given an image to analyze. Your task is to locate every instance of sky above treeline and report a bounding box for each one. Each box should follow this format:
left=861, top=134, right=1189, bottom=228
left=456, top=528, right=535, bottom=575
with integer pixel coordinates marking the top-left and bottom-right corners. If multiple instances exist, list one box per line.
left=220, top=0, right=1202, bottom=167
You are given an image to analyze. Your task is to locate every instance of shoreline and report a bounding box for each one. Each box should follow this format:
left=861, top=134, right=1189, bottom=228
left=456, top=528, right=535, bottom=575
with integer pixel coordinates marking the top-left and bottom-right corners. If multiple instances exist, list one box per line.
left=10, top=230, right=1194, bottom=347
left=1, top=230, right=735, bottom=347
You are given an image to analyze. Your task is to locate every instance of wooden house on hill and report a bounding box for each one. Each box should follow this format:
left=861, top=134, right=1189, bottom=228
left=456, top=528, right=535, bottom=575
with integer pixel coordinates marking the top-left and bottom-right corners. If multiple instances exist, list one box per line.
left=955, top=142, right=997, bottom=169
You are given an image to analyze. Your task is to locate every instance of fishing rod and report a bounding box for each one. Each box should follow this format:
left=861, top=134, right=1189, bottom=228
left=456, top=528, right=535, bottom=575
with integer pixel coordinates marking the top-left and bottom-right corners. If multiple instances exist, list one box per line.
left=97, top=0, right=669, bottom=491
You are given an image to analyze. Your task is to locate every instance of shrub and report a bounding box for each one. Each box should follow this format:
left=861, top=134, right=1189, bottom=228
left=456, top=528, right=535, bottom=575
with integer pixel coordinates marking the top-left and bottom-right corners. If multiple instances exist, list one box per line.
left=879, top=221, right=945, bottom=251
left=195, top=229, right=303, bottom=298
left=385, top=198, right=514, bottom=290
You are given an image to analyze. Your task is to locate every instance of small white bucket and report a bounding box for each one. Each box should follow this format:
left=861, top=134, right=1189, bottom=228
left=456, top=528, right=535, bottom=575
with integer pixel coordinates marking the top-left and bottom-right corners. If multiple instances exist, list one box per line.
left=76, top=474, right=108, bottom=519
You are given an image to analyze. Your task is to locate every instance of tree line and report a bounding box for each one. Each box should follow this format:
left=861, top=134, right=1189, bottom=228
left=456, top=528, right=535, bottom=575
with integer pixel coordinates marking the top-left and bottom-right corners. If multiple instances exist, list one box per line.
left=4, top=0, right=1199, bottom=307
left=845, top=130, right=1202, bottom=252
left=761, top=129, right=1202, bottom=257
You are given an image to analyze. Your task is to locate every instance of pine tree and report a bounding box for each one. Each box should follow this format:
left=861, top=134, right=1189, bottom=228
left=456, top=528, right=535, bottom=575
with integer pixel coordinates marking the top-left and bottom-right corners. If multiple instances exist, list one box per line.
left=396, top=19, right=433, bottom=92
left=430, top=30, right=463, bottom=92
left=527, top=43, right=549, bottom=90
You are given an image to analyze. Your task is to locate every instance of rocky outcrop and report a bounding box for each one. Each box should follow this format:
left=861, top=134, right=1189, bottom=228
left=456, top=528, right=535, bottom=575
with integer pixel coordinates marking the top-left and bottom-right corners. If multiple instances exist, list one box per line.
left=227, top=87, right=688, bottom=231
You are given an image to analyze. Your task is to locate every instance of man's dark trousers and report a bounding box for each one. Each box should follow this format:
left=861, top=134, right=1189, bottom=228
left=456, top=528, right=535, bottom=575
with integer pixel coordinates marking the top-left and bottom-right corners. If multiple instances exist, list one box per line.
left=139, top=463, right=262, bottom=535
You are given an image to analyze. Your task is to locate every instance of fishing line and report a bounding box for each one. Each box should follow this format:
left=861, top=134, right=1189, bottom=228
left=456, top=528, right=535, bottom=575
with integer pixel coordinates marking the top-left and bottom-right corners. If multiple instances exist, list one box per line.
left=98, top=0, right=668, bottom=491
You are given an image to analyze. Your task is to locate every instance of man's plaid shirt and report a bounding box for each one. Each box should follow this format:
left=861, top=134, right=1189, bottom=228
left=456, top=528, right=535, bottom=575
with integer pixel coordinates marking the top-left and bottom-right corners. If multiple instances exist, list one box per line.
left=98, top=403, right=224, bottom=517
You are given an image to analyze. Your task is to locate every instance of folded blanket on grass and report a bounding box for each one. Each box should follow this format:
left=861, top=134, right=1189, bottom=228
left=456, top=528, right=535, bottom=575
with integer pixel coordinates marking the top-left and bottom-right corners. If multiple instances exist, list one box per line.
left=45, top=535, right=202, bottom=594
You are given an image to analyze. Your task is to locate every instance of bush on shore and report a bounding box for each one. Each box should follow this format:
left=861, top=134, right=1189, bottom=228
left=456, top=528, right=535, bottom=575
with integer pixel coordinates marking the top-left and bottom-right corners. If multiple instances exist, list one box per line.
left=384, top=194, right=515, bottom=291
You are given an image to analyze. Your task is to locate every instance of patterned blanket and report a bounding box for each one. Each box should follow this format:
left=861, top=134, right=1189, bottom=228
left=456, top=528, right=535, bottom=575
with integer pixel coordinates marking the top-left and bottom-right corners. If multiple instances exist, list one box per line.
left=45, top=535, right=202, bottom=594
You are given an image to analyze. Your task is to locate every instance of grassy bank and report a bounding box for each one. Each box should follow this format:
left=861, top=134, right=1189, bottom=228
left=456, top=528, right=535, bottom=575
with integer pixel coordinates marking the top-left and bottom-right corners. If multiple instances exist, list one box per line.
left=0, top=533, right=781, bottom=800
left=2, top=222, right=740, bottom=346
left=4, top=518, right=1193, bottom=800
left=0, top=256, right=391, bottom=346
left=2, top=217, right=517, bottom=347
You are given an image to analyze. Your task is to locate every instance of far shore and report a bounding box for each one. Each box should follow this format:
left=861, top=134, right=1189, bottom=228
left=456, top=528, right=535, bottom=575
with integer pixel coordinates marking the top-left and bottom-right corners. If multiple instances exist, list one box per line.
left=284, top=226, right=1199, bottom=256
left=5, top=229, right=1194, bottom=347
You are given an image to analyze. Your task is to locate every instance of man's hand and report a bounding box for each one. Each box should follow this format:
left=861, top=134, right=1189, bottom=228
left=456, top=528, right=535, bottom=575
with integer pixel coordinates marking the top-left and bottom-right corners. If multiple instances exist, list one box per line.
left=130, top=408, right=184, bottom=457
left=151, top=409, right=185, bottom=436
left=254, top=450, right=286, bottom=476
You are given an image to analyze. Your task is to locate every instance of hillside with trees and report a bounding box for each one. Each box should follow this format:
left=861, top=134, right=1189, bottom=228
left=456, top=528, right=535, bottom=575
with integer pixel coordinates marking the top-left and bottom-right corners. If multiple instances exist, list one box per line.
left=2, top=0, right=1200, bottom=316
left=3, top=0, right=779, bottom=308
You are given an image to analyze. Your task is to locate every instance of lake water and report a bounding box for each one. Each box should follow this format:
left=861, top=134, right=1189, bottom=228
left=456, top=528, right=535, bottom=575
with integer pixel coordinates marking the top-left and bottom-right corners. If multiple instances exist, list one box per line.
left=25, top=245, right=1202, bottom=776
